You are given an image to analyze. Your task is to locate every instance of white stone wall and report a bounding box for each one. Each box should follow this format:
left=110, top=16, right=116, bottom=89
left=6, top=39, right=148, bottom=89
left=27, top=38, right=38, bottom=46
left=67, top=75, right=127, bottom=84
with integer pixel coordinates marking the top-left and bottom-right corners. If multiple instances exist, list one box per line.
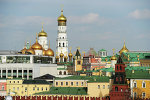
left=38, top=37, right=48, bottom=50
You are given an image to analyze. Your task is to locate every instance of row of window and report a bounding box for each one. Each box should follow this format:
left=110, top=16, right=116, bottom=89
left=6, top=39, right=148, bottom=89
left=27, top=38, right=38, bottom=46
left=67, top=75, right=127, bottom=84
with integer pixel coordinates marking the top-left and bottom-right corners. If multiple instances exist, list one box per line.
left=134, top=82, right=146, bottom=88
left=56, top=82, right=84, bottom=86
left=98, top=85, right=109, bottom=89
left=11, top=87, right=48, bottom=91
left=134, top=92, right=146, bottom=98
left=58, top=43, right=68, bottom=47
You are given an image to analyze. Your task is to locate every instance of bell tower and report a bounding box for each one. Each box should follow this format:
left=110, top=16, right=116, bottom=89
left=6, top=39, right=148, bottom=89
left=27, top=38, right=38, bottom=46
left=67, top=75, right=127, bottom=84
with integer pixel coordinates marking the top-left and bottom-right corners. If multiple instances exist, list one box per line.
left=56, top=8, right=68, bottom=60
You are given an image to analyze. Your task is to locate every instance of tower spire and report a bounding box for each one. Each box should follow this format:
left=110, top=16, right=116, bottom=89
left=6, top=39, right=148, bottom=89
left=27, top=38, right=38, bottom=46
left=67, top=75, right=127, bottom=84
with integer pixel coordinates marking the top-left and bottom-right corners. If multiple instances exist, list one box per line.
left=42, top=22, right=44, bottom=32
left=36, top=33, right=38, bottom=43
left=49, top=40, right=50, bottom=48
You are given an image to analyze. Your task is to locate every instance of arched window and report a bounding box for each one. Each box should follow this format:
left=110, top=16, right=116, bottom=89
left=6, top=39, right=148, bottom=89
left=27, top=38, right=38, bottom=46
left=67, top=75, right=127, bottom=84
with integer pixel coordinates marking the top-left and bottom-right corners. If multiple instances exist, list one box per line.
left=115, top=87, right=118, bottom=91
left=59, top=43, right=61, bottom=47
left=63, top=43, right=65, bottom=47
left=120, top=66, right=122, bottom=70
left=64, top=71, right=66, bottom=75
left=2, top=85, right=4, bottom=90
left=117, top=66, right=119, bottom=70
left=116, top=77, right=118, bottom=81
left=120, top=77, right=122, bottom=81
left=59, top=71, right=62, bottom=75
left=63, top=37, right=64, bottom=39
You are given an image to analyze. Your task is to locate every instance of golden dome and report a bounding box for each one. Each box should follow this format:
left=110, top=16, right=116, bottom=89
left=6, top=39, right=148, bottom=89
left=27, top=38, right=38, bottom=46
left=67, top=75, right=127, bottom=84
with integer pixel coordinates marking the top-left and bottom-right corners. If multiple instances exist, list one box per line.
left=57, top=10, right=67, bottom=22
left=32, top=33, right=43, bottom=50
left=38, top=24, right=47, bottom=37
left=56, top=55, right=59, bottom=59
left=111, top=55, right=117, bottom=60
left=27, top=47, right=35, bottom=55
left=45, top=40, right=54, bottom=56
left=64, top=55, right=68, bottom=59
left=21, top=42, right=27, bottom=54
left=68, top=52, right=73, bottom=57
left=60, top=52, right=64, bottom=57
left=119, top=41, right=129, bottom=55
left=21, top=48, right=27, bottom=54
left=43, top=49, right=46, bottom=56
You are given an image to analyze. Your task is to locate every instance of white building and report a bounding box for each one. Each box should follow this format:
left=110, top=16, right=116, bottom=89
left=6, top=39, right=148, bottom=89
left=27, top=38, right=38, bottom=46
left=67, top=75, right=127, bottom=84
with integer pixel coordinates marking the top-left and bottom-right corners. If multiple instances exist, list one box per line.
left=56, top=9, right=68, bottom=61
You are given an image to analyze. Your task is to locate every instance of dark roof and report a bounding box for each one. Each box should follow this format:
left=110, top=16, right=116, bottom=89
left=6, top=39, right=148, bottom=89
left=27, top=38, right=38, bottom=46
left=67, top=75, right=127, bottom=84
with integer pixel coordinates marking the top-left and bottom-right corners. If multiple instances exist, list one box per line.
left=34, top=74, right=55, bottom=80
left=23, top=80, right=50, bottom=84
left=75, top=49, right=81, bottom=56
left=35, top=87, right=87, bottom=95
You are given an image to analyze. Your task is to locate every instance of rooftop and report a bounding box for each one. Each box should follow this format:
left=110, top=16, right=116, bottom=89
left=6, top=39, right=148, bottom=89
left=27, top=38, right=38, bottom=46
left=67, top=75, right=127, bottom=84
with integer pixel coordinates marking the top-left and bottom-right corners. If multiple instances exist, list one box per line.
left=35, top=87, right=87, bottom=95
left=23, top=80, right=50, bottom=84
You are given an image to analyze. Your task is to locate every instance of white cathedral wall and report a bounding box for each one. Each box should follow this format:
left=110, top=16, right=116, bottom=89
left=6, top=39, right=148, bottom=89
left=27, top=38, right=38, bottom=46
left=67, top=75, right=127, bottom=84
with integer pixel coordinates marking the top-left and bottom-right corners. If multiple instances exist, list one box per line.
left=35, top=50, right=43, bottom=56
left=111, top=60, right=117, bottom=68
left=38, top=37, right=48, bottom=50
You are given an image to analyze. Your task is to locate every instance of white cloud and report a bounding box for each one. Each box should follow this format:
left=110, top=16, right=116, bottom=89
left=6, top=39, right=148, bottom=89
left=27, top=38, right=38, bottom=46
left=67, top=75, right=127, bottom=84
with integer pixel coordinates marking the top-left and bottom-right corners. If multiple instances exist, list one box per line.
left=129, top=9, right=150, bottom=19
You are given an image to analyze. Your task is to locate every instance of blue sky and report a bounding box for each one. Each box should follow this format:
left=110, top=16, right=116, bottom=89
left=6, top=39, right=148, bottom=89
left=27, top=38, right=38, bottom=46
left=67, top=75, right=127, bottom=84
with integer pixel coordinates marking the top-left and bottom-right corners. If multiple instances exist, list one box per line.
left=0, top=0, right=150, bottom=55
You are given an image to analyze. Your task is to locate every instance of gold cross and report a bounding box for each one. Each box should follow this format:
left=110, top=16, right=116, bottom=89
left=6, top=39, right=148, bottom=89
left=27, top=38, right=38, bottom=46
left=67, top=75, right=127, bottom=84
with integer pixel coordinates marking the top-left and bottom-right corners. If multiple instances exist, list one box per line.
left=112, top=48, right=115, bottom=56
left=41, top=22, right=44, bottom=31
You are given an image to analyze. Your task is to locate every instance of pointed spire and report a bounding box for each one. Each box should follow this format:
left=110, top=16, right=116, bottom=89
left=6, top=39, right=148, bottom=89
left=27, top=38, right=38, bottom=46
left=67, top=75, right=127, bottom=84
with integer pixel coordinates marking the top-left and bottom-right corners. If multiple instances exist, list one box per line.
left=49, top=40, right=50, bottom=48
left=112, top=48, right=115, bottom=56
left=61, top=5, right=64, bottom=15
left=41, top=22, right=44, bottom=32
left=29, top=40, right=31, bottom=48
left=123, top=40, right=126, bottom=48
left=36, top=33, right=38, bottom=43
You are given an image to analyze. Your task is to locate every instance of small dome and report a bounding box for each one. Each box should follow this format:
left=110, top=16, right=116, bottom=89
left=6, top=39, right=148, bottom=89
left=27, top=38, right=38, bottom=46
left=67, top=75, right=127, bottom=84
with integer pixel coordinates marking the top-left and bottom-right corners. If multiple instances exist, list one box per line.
left=119, top=41, right=129, bottom=55
left=60, top=52, right=64, bottom=57
left=68, top=52, right=73, bottom=57
left=45, top=40, right=54, bottom=56
left=26, top=47, right=35, bottom=55
left=43, top=49, right=46, bottom=56
left=21, top=48, right=27, bottom=54
left=57, top=10, right=67, bottom=22
left=111, top=55, right=117, bottom=60
left=32, top=34, right=43, bottom=50
left=45, top=48, right=54, bottom=56
left=38, top=25, right=47, bottom=37
left=64, top=55, right=68, bottom=59
left=56, top=55, right=59, bottom=59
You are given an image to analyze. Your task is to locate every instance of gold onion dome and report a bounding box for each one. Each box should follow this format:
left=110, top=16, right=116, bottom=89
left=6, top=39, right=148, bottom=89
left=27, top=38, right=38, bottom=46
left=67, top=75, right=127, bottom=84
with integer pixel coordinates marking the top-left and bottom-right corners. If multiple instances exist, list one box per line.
left=21, top=42, right=27, bottom=54
left=27, top=41, right=35, bottom=55
left=32, top=33, right=43, bottom=50
left=38, top=24, right=47, bottom=37
left=57, top=9, right=67, bottom=22
left=111, top=55, right=117, bottom=60
left=68, top=52, right=73, bottom=57
left=119, top=41, right=129, bottom=55
left=60, top=52, right=64, bottom=57
left=43, top=49, right=46, bottom=56
left=45, top=41, right=54, bottom=56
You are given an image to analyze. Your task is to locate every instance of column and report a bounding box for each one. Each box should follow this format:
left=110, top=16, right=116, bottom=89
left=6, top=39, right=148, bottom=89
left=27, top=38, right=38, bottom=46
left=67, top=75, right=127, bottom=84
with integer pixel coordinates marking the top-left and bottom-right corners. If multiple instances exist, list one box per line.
left=6, top=68, right=8, bottom=78
left=17, top=68, right=18, bottom=78
left=27, top=69, right=29, bottom=80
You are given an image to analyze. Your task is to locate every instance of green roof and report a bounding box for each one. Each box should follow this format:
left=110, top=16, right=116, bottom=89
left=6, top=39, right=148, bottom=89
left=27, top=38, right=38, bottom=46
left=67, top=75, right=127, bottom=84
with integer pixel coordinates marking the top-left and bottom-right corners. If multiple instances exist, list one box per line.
left=99, top=49, right=106, bottom=51
left=122, top=52, right=150, bottom=62
left=87, top=76, right=110, bottom=83
left=55, top=76, right=92, bottom=80
left=101, top=56, right=112, bottom=61
left=126, top=70, right=150, bottom=79
left=23, top=80, right=49, bottom=84
left=35, top=87, right=87, bottom=95
left=125, top=66, right=150, bottom=71
left=98, top=67, right=114, bottom=72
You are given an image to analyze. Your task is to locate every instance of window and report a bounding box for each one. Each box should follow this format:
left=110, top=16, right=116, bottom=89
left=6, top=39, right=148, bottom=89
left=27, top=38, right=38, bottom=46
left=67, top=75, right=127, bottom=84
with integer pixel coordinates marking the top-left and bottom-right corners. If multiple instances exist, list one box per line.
left=134, top=92, right=137, bottom=98
left=63, top=43, right=65, bottom=47
left=76, top=82, right=78, bottom=86
left=59, top=43, right=61, bottom=47
left=77, top=61, right=81, bottom=65
left=115, top=87, right=118, bottom=91
left=18, top=81, right=19, bottom=83
left=66, top=82, right=68, bottom=86
left=108, top=85, right=109, bottom=89
left=120, top=66, right=122, bottom=70
left=46, top=87, right=47, bottom=91
left=33, top=87, right=35, bottom=91
left=98, top=85, right=100, bottom=89
left=71, top=82, right=73, bottom=86
left=142, top=82, right=146, bottom=88
left=142, top=92, right=146, bottom=98
left=2, top=85, right=4, bottom=90
left=81, top=82, right=84, bottom=86
left=134, top=82, right=137, bottom=88
left=25, top=87, right=27, bottom=91
left=37, top=87, right=39, bottom=91
left=117, top=66, right=118, bottom=70
left=121, top=88, right=123, bottom=92
left=10, top=81, right=11, bottom=83
left=103, top=85, right=105, bottom=89
left=56, top=82, right=58, bottom=86
left=59, top=71, right=62, bottom=75
left=61, top=82, right=63, bottom=86
left=64, top=71, right=66, bottom=75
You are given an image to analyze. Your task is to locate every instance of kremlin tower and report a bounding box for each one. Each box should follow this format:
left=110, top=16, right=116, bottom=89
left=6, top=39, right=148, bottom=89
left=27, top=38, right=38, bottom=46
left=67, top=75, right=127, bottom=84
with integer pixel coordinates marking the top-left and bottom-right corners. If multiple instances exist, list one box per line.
left=56, top=9, right=68, bottom=62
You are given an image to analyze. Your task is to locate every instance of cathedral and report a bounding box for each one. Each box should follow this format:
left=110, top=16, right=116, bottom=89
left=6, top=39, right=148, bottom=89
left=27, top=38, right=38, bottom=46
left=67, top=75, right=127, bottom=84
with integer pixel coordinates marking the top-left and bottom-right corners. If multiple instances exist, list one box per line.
left=20, top=9, right=72, bottom=63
